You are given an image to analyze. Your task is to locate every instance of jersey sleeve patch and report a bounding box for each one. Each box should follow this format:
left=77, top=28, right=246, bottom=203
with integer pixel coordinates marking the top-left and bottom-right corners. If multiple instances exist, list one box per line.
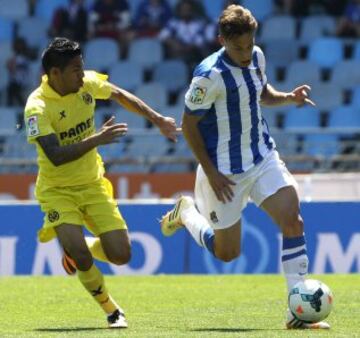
left=26, top=115, right=40, bottom=137
left=189, top=85, right=207, bottom=104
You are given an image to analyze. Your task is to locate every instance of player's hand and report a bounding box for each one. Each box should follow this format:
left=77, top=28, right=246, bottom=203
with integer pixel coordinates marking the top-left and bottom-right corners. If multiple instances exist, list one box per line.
left=157, top=116, right=178, bottom=142
left=96, top=116, right=128, bottom=145
left=289, top=85, right=315, bottom=107
left=207, top=169, right=236, bottom=204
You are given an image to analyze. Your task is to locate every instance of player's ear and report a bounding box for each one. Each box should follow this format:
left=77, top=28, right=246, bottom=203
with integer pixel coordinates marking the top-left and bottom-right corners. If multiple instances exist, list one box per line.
left=49, top=67, right=61, bottom=78
left=218, top=35, right=225, bottom=46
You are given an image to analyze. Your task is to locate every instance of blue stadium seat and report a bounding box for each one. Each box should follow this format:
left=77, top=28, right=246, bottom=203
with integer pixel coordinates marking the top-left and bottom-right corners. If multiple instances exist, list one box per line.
left=0, top=63, right=9, bottom=98
left=2, top=131, right=37, bottom=159
left=242, top=0, right=273, bottom=22
left=331, top=60, right=360, bottom=90
left=202, top=0, right=223, bottom=20
left=300, top=15, right=336, bottom=43
left=284, top=106, right=321, bottom=129
left=261, top=106, right=286, bottom=129
left=109, top=61, right=144, bottom=91
left=128, top=38, right=163, bottom=69
left=271, top=132, right=298, bottom=156
left=176, top=87, right=188, bottom=106
left=107, top=163, right=149, bottom=173
left=303, top=134, right=340, bottom=157
left=285, top=61, right=321, bottom=87
left=172, top=137, right=193, bottom=157
left=260, top=16, right=296, bottom=42
left=265, top=62, right=277, bottom=83
left=353, top=41, right=360, bottom=60
left=28, top=61, right=43, bottom=89
left=328, top=106, right=360, bottom=128
left=0, top=16, right=14, bottom=42
left=263, top=39, right=298, bottom=67
left=116, top=108, right=146, bottom=129
left=0, top=41, right=13, bottom=65
left=153, top=59, right=188, bottom=92
left=308, top=38, right=343, bottom=68
left=84, top=38, right=119, bottom=71
left=135, top=82, right=167, bottom=110
left=97, top=142, right=126, bottom=162
left=0, top=107, right=17, bottom=135
left=352, top=86, right=360, bottom=106
left=35, top=0, right=66, bottom=23
left=311, top=83, right=343, bottom=111
left=128, top=0, right=143, bottom=16
left=152, top=162, right=190, bottom=173
left=0, top=0, right=28, bottom=20
left=161, top=105, right=183, bottom=125
left=18, top=17, right=48, bottom=48
left=126, top=134, right=169, bottom=157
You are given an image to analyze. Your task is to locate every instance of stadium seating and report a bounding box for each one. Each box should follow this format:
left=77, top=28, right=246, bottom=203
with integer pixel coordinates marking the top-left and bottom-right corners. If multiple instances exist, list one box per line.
left=284, top=106, right=321, bottom=130
left=115, top=107, right=147, bottom=130
left=161, top=105, right=183, bottom=125
left=18, top=17, right=48, bottom=48
left=34, top=0, right=65, bottom=23
left=263, top=39, right=298, bottom=67
left=126, top=134, right=170, bottom=157
left=0, top=0, right=28, bottom=21
left=242, top=0, right=273, bottom=22
left=0, top=16, right=14, bottom=42
left=0, top=107, right=17, bottom=135
left=0, top=41, right=12, bottom=65
left=85, top=38, right=119, bottom=71
left=260, top=16, right=296, bottom=41
left=331, top=60, right=360, bottom=90
left=303, top=133, right=340, bottom=157
left=135, top=82, right=167, bottom=111
left=328, top=106, right=360, bottom=128
left=351, top=86, right=360, bottom=106
left=109, top=61, right=144, bottom=91
left=153, top=60, right=188, bottom=93
left=300, top=15, right=336, bottom=43
left=353, top=41, right=360, bottom=60
left=202, top=0, right=223, bottom=20
left=128, top=38, right=163, bottom=69
left=310, top=84, right=343, bottom=112
left=285, top=61, right=321, bottom=87
left=308, top=37, right=343, bottom=68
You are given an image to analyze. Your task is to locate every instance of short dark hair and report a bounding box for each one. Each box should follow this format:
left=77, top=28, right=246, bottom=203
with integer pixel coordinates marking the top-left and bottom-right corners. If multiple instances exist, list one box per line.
left=219, top=5, right=258, bottom=40
left=42, top=37, right=81, bottom=74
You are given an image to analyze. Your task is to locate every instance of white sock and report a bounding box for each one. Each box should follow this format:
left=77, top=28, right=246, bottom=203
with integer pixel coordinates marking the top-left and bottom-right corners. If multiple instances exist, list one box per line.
left=282, top=235, right=309, bottom=293
left=181, top=205, right=214, bottom=254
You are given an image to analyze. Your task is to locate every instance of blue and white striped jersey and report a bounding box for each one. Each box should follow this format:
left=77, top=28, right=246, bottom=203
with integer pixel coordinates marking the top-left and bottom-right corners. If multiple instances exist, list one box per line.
left=184, top=46, right=275, bottom=175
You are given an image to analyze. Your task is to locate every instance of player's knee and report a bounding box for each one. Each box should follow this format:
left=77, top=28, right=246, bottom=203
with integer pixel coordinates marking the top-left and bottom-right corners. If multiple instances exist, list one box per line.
left=107, top=245, right=131, bottom=265
left=215, top=247, right=241, bottom=262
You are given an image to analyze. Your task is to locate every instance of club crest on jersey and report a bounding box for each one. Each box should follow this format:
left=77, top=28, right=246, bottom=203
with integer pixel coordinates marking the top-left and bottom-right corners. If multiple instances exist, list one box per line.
left=48, top=210, right=59, bottom=223
left=190, top=85, right=207, bottom=104
left=26, top=115, right=40, bottom=137
left=82, top=92, right=93, bottom=105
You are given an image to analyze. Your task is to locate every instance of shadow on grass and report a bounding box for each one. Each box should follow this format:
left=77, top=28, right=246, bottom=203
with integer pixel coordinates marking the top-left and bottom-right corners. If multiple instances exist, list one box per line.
left=34, top=327, right=110, bottom=332
left=191, top=328, right=282, bottom=333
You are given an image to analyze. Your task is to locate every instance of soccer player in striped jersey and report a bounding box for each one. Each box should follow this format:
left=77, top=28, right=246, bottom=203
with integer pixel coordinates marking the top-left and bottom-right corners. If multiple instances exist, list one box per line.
left=161, top=5, right=330, bottom=330
left=25, top=37, right=178, bottom=329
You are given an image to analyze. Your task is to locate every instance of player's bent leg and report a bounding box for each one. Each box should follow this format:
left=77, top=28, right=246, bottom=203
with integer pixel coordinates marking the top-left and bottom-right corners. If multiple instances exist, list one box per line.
left=100, top=229, right=131, bottom=265
left=55, top=223, right=93, bottom=271
left=213, top=221, right=241, bottom=262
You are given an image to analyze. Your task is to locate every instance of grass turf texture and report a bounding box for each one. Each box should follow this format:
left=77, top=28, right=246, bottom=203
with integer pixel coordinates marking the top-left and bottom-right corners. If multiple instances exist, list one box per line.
left=0, top=274, right=359, bottom=337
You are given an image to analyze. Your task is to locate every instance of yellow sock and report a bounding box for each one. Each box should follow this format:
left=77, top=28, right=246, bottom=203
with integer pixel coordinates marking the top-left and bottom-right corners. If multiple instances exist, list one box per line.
left=77, top=264, right=118, bottom=314
left=85, top=237, right=109, bottom=263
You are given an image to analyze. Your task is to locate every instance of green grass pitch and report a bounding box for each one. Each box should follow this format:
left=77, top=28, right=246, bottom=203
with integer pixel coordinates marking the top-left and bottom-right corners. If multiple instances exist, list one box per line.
left=0, top=274, right=359, bottom=337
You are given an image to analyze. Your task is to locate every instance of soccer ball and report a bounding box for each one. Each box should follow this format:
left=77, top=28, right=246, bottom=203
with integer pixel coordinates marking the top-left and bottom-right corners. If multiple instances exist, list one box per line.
left=288, top=279, right=333, bottom=323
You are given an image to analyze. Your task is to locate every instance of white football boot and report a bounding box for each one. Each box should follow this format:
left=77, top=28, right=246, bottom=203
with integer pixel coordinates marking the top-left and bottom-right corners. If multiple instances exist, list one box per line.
left=160, top=196, right=194, bottom=236
left=286, top=309, right=330, bottom=329
left=107, top=308, right=128, bottom=329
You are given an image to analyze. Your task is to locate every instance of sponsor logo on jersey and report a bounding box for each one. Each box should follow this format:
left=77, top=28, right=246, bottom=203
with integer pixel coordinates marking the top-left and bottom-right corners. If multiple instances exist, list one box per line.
left=82, top=92, right=93, bottom=105
left=190, top=85, right=207, bottom=104
left=48, top=210, right=59, bottom=223
left=26, top=115, right=40, bottom=137
left=59, top=117, right=94, bottom=140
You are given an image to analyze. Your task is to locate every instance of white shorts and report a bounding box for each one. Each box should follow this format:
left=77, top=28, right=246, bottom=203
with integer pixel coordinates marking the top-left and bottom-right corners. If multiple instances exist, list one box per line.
left=194, top=150, right=298, bottom=230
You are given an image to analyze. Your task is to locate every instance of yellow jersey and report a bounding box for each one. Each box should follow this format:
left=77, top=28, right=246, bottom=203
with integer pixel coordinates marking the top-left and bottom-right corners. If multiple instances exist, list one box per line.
left=24, top=71, right=112, bottom=188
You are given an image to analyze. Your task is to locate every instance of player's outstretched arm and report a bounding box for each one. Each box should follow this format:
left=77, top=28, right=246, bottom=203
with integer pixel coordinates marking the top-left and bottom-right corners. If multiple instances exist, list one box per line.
left=109, top=84, right=178, bottom=142
left=260, top=83, right=315, bottom=107
left=36, top=117, right=127, bottom=166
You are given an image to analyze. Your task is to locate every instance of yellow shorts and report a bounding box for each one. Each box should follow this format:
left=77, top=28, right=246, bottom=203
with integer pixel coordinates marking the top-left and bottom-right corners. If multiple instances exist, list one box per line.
left=35, top=177, right=127, bottom=242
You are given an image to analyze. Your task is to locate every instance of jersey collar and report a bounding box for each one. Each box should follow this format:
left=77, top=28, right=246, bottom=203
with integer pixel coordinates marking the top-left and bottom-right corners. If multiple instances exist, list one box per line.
left=221, top=49, right=253, bottom=69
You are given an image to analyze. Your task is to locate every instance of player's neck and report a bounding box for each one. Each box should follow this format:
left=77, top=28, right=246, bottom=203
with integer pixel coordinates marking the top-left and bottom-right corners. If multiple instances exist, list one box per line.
left=48, top=77, right=70, bottom=96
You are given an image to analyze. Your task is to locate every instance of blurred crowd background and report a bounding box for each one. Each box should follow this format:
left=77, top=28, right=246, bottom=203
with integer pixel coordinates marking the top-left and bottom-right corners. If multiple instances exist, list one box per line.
left=0, top=0, right=359, bottom=174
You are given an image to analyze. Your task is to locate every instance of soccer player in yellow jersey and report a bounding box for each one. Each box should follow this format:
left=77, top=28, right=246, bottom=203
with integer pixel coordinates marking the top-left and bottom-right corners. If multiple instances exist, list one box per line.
left=24, top=37, right=178, bottom=328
